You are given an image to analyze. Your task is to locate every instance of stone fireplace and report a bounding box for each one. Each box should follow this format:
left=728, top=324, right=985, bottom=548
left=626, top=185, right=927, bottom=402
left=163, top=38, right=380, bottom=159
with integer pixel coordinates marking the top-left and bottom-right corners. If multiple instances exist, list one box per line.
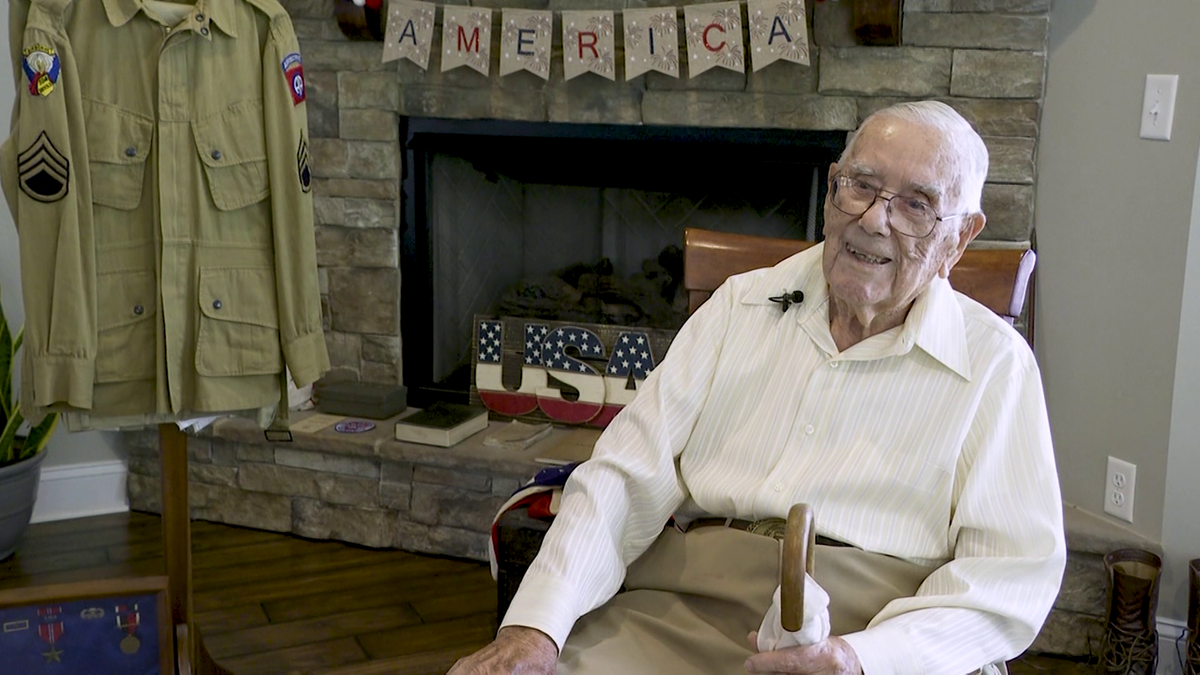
left=287, top=0, right=1047, bottom=388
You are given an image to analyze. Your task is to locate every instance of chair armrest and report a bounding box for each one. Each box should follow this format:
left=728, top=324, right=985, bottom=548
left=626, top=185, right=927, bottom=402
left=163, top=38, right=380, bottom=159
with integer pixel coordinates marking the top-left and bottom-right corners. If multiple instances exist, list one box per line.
left=496, top=506, right=553, bottom=624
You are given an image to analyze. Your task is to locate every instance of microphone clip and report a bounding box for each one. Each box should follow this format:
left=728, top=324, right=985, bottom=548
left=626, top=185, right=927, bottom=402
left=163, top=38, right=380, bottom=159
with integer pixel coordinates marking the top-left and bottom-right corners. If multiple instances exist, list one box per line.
left=768, top=290, right=805, bottom=313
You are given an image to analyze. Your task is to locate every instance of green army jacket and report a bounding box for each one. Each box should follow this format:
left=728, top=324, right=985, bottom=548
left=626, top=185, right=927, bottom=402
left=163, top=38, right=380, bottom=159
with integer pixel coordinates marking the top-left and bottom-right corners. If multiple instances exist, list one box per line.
left=2, top=0, right=329, bottom=422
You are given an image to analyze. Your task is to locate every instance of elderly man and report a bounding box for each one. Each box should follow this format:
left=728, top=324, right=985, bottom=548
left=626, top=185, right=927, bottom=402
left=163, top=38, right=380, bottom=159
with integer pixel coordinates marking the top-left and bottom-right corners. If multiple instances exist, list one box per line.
left=451, top=101, right=1066, bottom=674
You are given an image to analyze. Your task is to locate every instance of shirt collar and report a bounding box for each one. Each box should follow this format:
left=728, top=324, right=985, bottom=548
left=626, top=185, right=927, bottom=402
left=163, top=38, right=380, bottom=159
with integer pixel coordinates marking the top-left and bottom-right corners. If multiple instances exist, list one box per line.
left=102, top=0, right=239, bottom=38
left=738, top=242, right=972, bottom=380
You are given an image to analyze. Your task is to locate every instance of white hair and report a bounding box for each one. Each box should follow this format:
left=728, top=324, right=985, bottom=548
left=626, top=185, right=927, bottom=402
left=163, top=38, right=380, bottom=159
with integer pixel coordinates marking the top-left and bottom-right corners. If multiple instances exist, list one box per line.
left=839, top=100, right=989, bottom=215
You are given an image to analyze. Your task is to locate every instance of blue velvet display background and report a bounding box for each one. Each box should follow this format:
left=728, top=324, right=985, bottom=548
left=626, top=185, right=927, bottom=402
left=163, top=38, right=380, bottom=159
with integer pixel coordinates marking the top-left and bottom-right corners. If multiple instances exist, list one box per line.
left=0, top=592, right=160, bottom=674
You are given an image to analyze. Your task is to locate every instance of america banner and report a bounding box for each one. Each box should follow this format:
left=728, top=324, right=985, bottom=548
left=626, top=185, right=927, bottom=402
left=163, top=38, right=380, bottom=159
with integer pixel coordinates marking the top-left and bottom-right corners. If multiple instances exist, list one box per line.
left=383, top=0, right=809, bottom=79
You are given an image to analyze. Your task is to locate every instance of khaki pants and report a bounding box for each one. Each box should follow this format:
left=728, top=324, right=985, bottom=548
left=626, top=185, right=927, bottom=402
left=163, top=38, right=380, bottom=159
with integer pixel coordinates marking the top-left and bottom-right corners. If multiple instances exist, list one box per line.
left=558, top=526, right=997, bottom=674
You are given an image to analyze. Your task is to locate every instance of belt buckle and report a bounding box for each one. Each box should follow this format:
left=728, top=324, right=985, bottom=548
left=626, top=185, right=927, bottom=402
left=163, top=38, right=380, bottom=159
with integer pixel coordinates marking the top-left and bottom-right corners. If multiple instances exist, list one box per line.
left=745, top=517, right=787, bottom=541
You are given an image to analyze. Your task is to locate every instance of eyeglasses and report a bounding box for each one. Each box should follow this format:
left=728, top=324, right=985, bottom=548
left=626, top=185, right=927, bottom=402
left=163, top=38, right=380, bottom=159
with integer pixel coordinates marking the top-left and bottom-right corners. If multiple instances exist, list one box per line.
left=829, top=175, right=966, bottom=238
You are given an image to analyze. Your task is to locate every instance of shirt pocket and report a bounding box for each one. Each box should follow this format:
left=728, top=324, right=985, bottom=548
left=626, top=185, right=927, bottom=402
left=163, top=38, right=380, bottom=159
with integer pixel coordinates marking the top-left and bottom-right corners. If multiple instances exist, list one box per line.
left=195, top=267, right=283, bottom=377
left=84, top=100, right=154, bottom=210
left=192, top=100, right=269, bottom=211
left=95, top=271, right=157, bottom=383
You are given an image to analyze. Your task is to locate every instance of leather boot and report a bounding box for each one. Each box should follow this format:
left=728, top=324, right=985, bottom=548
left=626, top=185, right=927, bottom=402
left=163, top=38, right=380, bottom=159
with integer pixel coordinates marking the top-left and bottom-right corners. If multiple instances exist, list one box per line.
left=1098, top=548, right=1161, bottom=675
left=1186, top=558, right=1200, bottom=675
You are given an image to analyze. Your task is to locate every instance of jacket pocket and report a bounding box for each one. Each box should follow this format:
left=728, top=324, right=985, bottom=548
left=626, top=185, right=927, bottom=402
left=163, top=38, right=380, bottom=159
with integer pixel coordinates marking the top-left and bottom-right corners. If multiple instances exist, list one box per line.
left=96, top=271, right=157, bottom=383
left=195, top=267, right=283, bottom=377
left=192, top=100, right=269, bottom=211
left=84, top=99, right=154, bottom=210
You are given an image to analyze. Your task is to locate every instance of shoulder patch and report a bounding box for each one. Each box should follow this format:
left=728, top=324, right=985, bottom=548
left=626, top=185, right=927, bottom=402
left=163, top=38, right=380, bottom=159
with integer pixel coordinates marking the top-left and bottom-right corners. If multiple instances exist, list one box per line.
left=18, top=131, right=69, bottom=203
left=22, top=44, right=61, bottom=97
left=282, top=52, right=305, bottom=105
left=297, top=132, right=311, bottom=193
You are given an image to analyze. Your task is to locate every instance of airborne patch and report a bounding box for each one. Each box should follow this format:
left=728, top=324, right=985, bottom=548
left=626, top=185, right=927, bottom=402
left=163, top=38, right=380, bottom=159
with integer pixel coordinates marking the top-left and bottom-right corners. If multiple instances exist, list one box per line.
left=281, top=52, right=305, bottom=105
left=18, top=131, right=68, bottom=203
left=22, top=44, right=60, bottom=97
left=296, top=132, right=311, bottom=193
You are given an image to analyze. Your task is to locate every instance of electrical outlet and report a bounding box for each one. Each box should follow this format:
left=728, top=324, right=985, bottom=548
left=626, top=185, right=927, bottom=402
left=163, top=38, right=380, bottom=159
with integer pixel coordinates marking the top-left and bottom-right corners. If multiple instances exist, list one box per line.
left=1104, top=456, right=1136, bottom=523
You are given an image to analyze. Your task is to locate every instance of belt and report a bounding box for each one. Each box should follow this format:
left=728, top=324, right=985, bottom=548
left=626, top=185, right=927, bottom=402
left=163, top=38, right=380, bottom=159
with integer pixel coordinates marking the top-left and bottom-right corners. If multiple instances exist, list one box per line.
left=684, top=517, right=852, bottom=547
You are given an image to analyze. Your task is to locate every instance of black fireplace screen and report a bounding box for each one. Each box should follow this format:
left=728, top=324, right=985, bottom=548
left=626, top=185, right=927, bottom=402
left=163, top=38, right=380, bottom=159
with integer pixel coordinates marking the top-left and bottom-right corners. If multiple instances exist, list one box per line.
left=400, top=117, right=845, bottom=407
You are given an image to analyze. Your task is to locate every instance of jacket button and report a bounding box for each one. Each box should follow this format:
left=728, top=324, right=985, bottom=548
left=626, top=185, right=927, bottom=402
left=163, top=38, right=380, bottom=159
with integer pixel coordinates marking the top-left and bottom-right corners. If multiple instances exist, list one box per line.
left=212, top=299, right=223, bottom=310
left=200, top=27, right=209, bottom=36
left=125, top=147, right=137, bottom=157
left=195, top=13, right=204, bottom=20
left=133, top=304, right=144, bottom=315
left=211, top=150, right=222, bottom=160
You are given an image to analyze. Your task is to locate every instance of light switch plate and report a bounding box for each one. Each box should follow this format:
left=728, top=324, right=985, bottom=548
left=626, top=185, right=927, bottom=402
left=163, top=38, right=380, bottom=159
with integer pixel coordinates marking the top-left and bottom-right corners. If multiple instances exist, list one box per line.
left=1140, top=74, right=1178, bottom=141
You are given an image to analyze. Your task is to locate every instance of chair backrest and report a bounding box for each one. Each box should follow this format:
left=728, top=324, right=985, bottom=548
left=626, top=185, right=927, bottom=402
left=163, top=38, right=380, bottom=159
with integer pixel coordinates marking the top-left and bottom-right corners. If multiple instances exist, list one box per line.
left=682, top=228, right=1036, bottom=329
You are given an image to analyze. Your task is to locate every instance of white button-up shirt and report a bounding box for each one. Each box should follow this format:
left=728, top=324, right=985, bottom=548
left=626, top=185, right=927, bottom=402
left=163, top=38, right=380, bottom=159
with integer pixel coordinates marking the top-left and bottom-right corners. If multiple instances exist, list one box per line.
left=503, top=244, right=1066, bottom=675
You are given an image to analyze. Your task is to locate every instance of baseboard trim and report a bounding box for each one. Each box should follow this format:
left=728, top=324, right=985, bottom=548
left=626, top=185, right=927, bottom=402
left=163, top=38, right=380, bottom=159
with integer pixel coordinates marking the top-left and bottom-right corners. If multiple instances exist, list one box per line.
left=1158, top=617, right=1189, bottom=675
left=29, top=460, right=129, bottom=524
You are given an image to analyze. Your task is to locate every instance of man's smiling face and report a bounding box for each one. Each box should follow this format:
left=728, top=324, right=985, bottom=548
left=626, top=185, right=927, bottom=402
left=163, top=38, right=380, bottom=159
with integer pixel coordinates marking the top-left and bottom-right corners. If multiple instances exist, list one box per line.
left=821, top=115, right=977, bottom=326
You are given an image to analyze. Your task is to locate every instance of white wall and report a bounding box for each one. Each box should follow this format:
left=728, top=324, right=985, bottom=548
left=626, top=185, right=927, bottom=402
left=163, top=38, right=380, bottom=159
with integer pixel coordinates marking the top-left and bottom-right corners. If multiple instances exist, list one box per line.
left=1039, top=0, right=1200, bottom=623
left=0, top=7, right=124, bottom=469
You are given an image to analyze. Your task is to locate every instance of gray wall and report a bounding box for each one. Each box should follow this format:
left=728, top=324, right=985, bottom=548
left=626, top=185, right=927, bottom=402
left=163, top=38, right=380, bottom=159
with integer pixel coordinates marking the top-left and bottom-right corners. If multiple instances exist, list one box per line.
left=1038, top=0, right=1200, bottom=622
left=0, top=8, right=122, bottom=469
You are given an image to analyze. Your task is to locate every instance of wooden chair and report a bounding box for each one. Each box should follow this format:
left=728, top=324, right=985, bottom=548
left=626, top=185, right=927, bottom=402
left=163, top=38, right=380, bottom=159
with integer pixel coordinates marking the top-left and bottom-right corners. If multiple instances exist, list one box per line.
left=494, top=227, right=1039, bottom=625
left=683, top=227, right=1037, bottom=331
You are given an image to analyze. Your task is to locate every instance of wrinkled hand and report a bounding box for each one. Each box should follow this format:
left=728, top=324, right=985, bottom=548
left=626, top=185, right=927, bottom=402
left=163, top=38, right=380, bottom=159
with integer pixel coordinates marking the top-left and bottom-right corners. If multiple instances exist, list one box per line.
left=744, top=634, right=863, bottom=674
left=447, top=626, right=558, bottom=675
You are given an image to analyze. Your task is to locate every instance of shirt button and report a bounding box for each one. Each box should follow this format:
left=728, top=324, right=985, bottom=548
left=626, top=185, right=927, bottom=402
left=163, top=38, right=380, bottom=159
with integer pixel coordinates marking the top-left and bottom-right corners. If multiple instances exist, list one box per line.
left=211, top=150, right=222, bottom=160
left=804, top=424, right=815, bottom=434
left=200, top=27, right=209, bottom=36
left=125, top=146, right=137, bottom=157
left=829, top=361, right=839, bottom=369
left=133, top=304, right=144, bottom=315
left=773, top=483, right=783, bottom=492
left=212, top=299, right=223, bottom=310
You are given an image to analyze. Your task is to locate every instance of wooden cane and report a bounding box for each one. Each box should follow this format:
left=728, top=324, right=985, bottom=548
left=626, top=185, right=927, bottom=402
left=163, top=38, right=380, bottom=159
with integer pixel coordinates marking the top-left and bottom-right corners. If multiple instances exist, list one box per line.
left=780, top=503, right=815, bottom=632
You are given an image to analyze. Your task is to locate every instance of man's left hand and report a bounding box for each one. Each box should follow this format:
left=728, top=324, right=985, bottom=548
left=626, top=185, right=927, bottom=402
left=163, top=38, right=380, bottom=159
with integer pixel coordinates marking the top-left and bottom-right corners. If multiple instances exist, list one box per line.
left=744, top=634, right=863, bottom=674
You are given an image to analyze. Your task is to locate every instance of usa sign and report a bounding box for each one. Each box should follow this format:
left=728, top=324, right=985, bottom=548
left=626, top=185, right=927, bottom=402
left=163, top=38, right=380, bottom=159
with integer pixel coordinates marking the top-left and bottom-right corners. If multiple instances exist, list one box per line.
left=471, top=316, right=678, bottom=427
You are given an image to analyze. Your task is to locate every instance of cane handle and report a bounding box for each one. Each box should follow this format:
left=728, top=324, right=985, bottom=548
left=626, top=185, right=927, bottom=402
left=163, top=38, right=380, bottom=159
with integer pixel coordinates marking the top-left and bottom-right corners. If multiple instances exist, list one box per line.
left=780, top=503, right=815, bottom=633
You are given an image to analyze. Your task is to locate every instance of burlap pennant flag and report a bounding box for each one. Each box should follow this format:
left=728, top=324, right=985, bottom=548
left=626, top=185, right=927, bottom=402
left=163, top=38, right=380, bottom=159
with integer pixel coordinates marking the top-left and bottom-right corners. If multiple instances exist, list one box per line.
left=562, top=10, right=616, bottom=81
left=623, top=8, right=679, bottom=80
left=441, top=7, right=492, bottom=75
left=747, top=0, right=809, bottom=71
left=382, top=1, right=436, bottom=68
left=500, top=9, right=553, bottom=79
left=684, top=2, right=744, bottom=77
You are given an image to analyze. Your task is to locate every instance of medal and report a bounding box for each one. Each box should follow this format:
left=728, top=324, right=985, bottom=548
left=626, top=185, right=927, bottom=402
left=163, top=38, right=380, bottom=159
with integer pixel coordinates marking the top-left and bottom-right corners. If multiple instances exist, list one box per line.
left=115, top=603, right=141, bottom=654
left=120, top=634, right=141, bottom=654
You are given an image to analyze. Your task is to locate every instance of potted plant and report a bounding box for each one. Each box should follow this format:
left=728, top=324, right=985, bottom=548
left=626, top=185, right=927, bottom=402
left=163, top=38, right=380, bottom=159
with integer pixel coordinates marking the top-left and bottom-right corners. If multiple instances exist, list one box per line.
left=0, top=285, right=58, bottom=560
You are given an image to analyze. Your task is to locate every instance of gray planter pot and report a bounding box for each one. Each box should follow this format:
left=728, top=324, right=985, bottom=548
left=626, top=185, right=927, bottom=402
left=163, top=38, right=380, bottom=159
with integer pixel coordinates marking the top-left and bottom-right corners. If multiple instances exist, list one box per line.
left=0, top=450, right=46, bottom=560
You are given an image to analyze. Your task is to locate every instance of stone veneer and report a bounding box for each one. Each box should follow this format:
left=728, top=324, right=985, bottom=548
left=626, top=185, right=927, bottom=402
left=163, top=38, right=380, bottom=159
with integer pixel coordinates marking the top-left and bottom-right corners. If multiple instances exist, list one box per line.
left=277, top=0, right=1052, bottom=384
left=125, top=415, right=541, bottom=561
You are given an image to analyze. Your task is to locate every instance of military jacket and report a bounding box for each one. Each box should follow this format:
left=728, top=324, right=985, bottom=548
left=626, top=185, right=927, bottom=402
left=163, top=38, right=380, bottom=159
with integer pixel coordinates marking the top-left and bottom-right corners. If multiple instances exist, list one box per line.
left=2, top=0, right=329, bottom=423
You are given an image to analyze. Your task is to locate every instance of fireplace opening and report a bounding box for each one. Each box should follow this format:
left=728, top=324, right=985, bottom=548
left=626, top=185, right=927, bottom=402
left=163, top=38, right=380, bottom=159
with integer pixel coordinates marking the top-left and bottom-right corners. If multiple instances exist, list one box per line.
left=399, top=117, right=846, bottom=407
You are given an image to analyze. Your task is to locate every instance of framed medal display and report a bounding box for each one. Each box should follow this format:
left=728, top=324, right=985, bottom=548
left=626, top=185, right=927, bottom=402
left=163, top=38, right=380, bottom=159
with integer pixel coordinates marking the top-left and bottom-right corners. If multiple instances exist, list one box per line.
left=0, top=576, right=172, bottom=675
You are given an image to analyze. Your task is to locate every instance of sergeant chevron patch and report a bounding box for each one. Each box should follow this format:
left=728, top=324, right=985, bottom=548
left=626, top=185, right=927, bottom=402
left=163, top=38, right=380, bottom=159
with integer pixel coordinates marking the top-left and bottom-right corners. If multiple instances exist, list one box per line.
left=18, top=131, right=69, bottom=202
left=297, top=132, right=311, bottom=193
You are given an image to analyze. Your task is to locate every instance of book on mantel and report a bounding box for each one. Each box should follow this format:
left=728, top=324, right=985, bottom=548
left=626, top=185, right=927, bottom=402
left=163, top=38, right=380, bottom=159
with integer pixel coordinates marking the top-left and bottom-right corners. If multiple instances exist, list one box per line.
left=394, top=402, right=489, bottom=447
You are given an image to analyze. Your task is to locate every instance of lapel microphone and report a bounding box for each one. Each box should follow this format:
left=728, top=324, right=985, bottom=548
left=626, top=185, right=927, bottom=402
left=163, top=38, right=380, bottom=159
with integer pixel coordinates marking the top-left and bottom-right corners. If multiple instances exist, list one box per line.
left=768, top=290, right=805, bottom=313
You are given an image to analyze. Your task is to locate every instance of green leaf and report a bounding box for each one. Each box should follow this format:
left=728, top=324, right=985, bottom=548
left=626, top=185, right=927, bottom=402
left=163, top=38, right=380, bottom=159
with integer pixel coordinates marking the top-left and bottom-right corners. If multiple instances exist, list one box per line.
left=0, top=303, right=11, bottom=422
left=19, top=408, right=57, bottom=463
left=0, top=406, right=20, bottom=466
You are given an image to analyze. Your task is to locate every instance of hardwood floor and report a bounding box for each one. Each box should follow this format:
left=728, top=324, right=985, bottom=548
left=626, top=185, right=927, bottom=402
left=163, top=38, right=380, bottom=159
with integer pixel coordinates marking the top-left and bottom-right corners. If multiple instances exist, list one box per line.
left=0, top=511, right=1097, bottom=674
left=0, top=512, right=496, bottom=674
